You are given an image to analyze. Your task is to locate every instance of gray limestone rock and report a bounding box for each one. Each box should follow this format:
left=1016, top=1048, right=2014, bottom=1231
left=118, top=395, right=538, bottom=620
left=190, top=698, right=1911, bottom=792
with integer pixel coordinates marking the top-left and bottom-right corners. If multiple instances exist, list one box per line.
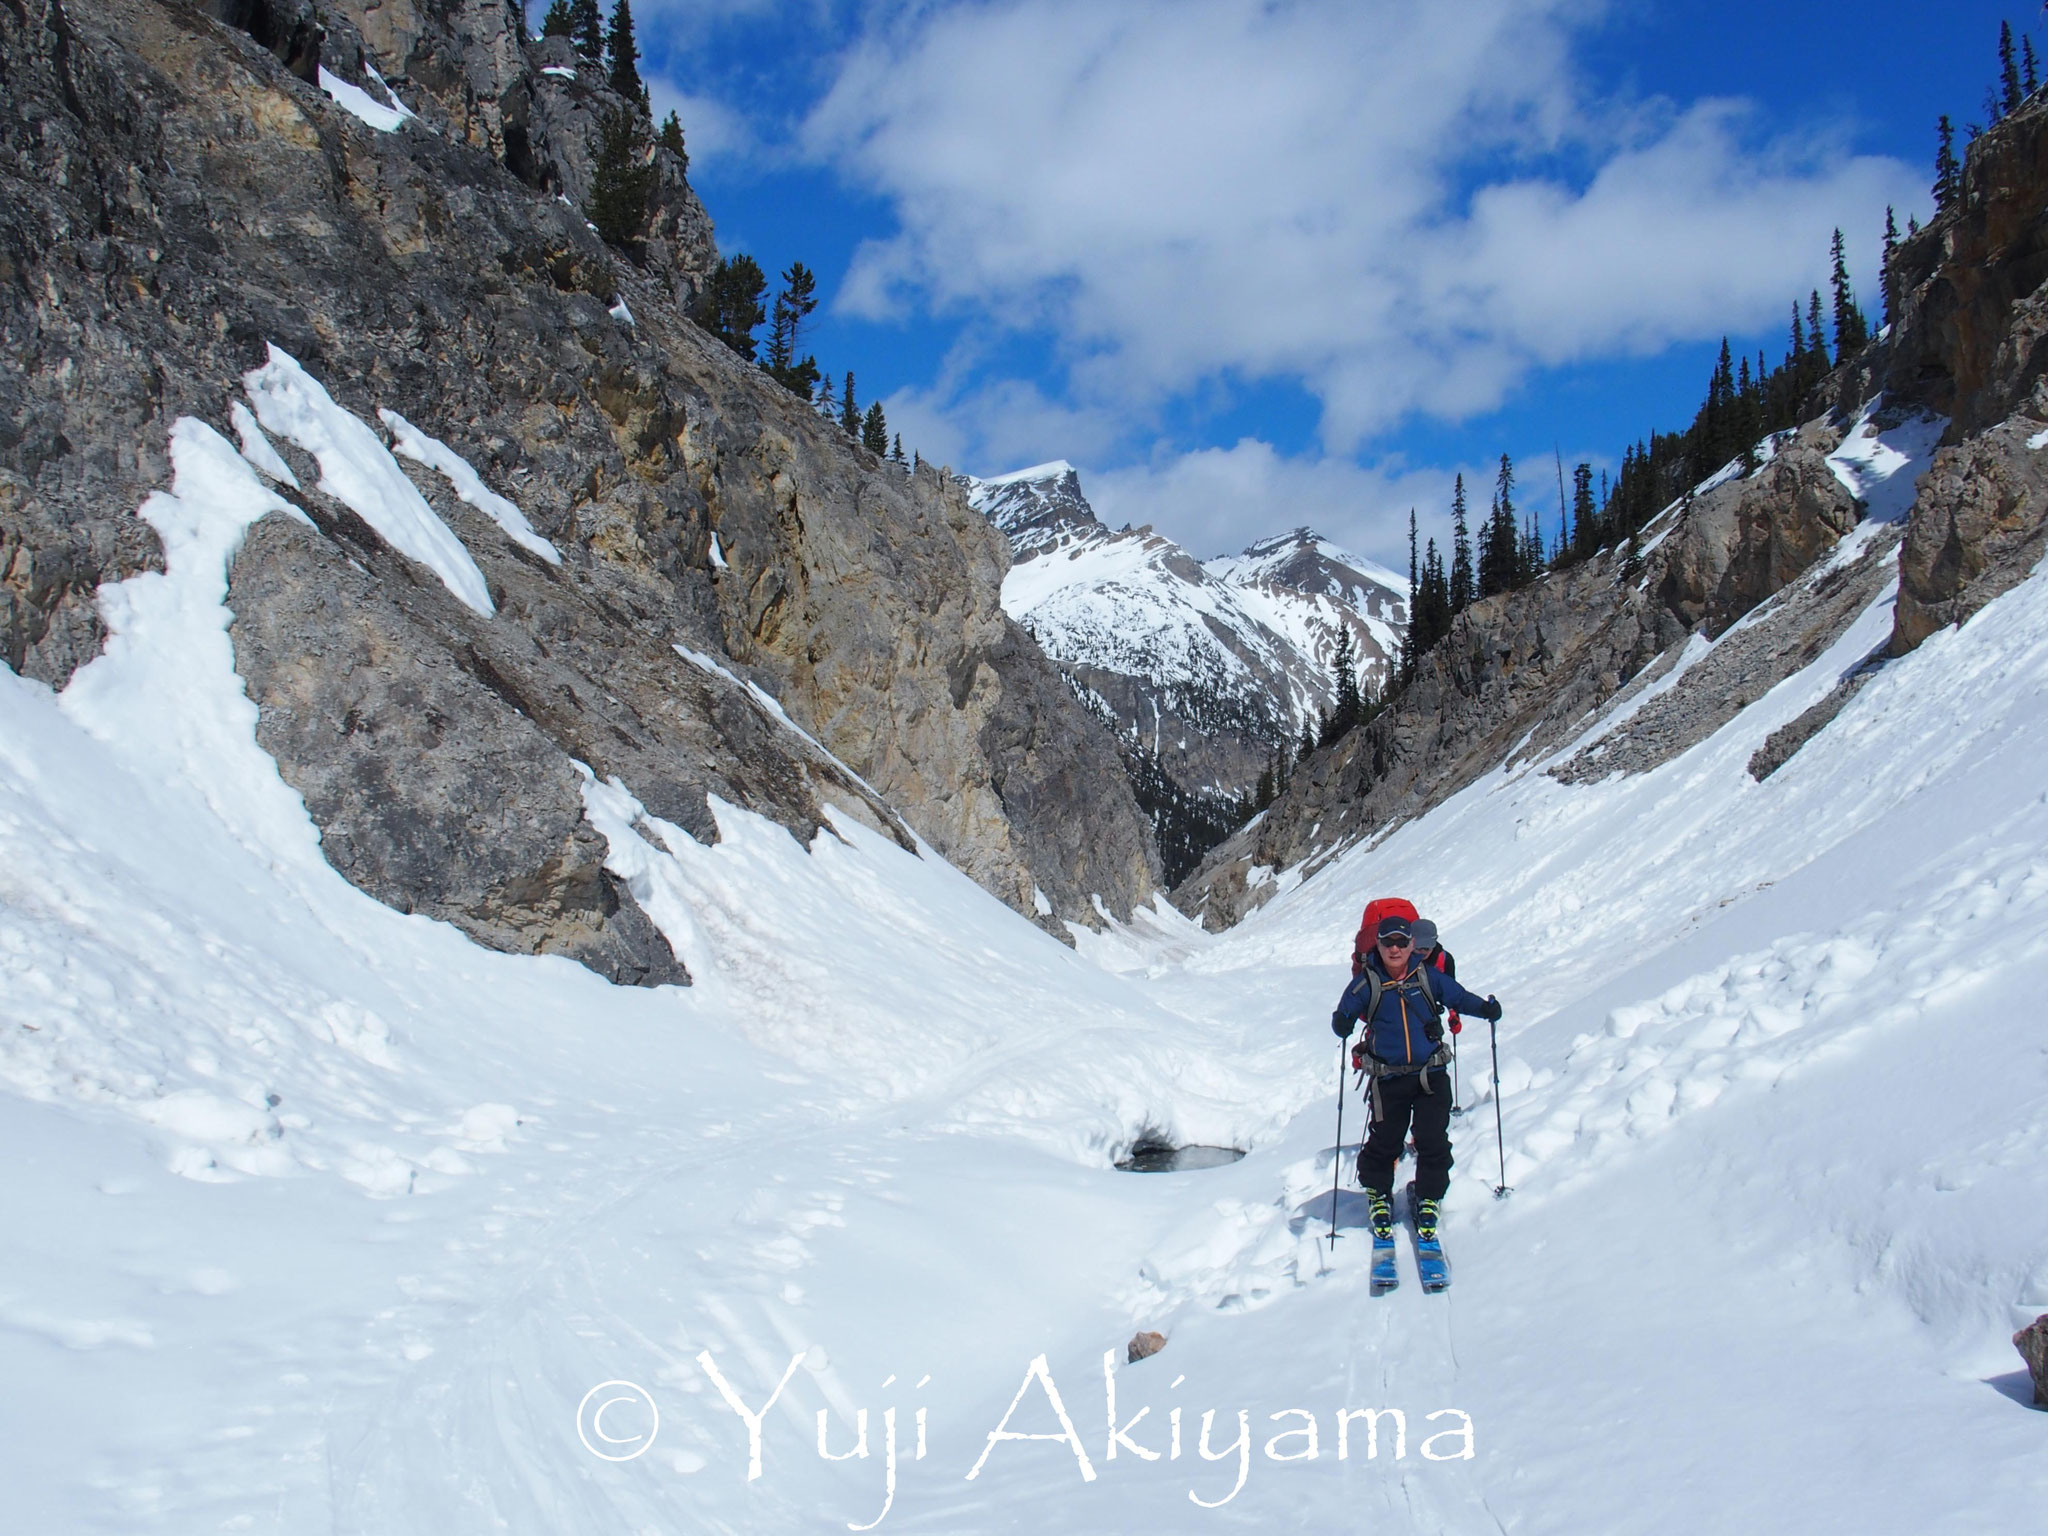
left=1892, top=417, right=2048, bottom=652
left=1654, top=437, right=1858, bottom=638
left=2017, top=1314, right=2048, bottom=1408
left=229, top=510, right=689, bottom=985
left=1, top=0, right=1156, bottom=981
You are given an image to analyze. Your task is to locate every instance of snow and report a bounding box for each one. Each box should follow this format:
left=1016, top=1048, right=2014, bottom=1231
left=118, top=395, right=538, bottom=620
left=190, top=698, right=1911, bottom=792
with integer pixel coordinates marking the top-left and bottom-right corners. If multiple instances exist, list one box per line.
left=1000, top=521, right=1399, bottom=735
left=4, top=412, right=2048, bottom=1530
left=972, top=458, right=1077, bottom=489
left=1827, top=399, right=1948, bottom=522
left=542, top=66, right=578, bottom=80
left=228, top=401, right=299, bottom=490
left=245, top=346, right=496, bottom=614
left=316, top=66, right=416, bottom=134
left=378, top=408, right=562, bottom=565
left=609, top=296, right=636, bottom=327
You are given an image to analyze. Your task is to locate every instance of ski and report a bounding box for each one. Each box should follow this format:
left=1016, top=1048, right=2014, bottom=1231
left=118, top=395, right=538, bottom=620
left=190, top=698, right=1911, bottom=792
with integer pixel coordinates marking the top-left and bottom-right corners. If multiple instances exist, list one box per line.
left=1404, top=1181, right=1451, bottom=1293
left=1370, top=1224, right=1399, bottom=1295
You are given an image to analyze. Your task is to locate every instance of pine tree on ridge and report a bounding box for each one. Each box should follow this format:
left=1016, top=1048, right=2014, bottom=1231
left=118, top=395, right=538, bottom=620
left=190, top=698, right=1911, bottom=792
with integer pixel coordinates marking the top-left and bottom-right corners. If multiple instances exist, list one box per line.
left=568, top=0, right=603, bottom=59
left=605, top=0, right=647, bottom=110
left=1934, top=115, right=1961, bottom=212
left=585, top=107, right=657, bottom=251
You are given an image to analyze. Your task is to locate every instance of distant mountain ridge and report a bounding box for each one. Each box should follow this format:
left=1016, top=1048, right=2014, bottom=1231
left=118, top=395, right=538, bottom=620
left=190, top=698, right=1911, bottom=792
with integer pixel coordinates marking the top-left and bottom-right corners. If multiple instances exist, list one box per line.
left=963, top=461, right=1406, bottom=879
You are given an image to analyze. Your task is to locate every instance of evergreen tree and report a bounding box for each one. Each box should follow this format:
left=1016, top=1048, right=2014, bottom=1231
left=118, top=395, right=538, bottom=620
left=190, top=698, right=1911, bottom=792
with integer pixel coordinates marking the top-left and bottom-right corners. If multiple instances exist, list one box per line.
left=1478, top=454, right=1518, bottom=597
left=1829, top=228, right=1868, bottom=357
left=1806, top=291, right=1830, bottom=371
left=1554, top=450, right=1570, bottom=559
left=1881, top=206, right=1898, bottom=330
left=1299, top=717, right=1317, bottom=763
left=2026, top=36, right=2040, bottom=97
left=1570, top=461, right=1597, bottom=556
left=568, top=0, right=603, bottom=58
left=605, top=0, right=646, bottom=108
left=764, top=262, right=821, bottom=397
left=1448, top=474, right=1474, bottom=612
left=1398, top=535, right=1453, bottom=678
left=540, top=0, right=575, bottom=41
left=657, top=111, right=686, bottom=168
left=2002, top=21, right=2024, bottom=115
left=861, top=401, right=889, bottom=456
left=839, top=373, right=859, bottom=437
left=1401, top=509, right=1419, bottom=685
left=1934, top=115, right=1961, bottom=212
left=693, top=253, right=767, bottom=358
left=585, top=107, right=657, bottom=250
left=891, top=433, right=906, bottom=464
left=1329, top=627, right=1362, bottom=741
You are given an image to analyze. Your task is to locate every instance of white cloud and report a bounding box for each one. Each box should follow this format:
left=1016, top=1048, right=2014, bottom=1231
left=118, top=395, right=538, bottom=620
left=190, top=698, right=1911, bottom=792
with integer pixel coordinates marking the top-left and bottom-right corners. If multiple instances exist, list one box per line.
left=804, top=0, right=1924, bottom=453
left=1085, top=442, right=1461, bottom=568
left=646, top=78, right=756, bottom=169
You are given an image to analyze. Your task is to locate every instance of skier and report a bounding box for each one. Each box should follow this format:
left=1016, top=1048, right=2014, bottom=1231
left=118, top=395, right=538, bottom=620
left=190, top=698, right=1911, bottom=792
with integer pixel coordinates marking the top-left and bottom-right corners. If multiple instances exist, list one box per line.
left=1331, top=911, right=1500, bottom=1290
left=1411, top=918, right=1462, bottom=1045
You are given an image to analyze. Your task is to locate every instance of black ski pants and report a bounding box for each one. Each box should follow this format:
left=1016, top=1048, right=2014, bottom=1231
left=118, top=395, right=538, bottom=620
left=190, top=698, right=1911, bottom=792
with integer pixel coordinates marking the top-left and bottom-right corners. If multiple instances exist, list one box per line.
left=1357, top=1067, right=1453, bottom=1202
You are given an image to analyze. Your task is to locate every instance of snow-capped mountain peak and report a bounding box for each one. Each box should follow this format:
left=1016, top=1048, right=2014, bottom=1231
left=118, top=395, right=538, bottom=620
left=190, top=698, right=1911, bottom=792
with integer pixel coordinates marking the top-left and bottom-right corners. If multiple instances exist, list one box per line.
left=962, top=463, right=1408, bottom=825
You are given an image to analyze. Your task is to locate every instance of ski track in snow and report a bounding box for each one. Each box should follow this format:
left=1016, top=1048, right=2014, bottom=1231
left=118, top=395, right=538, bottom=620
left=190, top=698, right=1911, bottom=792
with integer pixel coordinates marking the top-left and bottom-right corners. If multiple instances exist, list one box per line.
left=2, top=412, right=2046, bottom=1531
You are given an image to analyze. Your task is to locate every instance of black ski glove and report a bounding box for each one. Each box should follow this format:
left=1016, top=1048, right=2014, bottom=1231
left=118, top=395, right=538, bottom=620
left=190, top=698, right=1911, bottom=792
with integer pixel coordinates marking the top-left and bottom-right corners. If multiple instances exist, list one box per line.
left=1481, top=995, right=1503, bottom=1022
left=1331, top=1011, right=1355, bottom=1039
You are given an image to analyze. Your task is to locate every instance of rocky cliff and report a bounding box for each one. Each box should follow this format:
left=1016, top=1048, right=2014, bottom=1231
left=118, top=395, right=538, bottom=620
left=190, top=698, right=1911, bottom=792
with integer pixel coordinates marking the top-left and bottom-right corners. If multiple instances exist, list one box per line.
left=1879, top=92, right=2048, bottom=653
left=1, top=0, right=1157, bottom=977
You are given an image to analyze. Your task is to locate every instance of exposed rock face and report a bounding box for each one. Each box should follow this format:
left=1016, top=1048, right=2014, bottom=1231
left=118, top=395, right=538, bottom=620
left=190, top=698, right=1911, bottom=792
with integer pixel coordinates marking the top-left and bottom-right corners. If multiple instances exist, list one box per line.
left=685, top=437, right=1161, bottom=929
left=1559, top=520, right=1899, bottom=785
left=322, top=1, right=715, bottom=301
left=2017, top=1313, right=2048, bottom=1408
left=1, top=0, right=1156, bottom=976
left=1890, top=403, right=2048, bottom=653
left=1882, top=95, right=2048, bottom=438
left=1883, top=95, right=2048, bottom=654
left=1656, top=443, right=1861, bottom=637
left=1173, top=428, right=1871, bottom=930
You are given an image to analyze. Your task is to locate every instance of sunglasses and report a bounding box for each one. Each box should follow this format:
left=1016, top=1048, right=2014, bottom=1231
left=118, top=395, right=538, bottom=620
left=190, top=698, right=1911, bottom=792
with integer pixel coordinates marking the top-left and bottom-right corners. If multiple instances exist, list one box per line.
left=1379, top=936, right=1414, bottom=949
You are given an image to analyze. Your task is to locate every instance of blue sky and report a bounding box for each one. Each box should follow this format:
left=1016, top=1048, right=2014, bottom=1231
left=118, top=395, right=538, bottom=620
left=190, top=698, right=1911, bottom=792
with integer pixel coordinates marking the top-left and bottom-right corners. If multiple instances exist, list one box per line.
left=588, top=1, right=2033, bottom=567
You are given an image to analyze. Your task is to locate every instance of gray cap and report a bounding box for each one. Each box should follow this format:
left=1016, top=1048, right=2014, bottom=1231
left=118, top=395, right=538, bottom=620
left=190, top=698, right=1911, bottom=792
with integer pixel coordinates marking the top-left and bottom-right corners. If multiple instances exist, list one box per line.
left=1411, top=918, right=1439, bottom=952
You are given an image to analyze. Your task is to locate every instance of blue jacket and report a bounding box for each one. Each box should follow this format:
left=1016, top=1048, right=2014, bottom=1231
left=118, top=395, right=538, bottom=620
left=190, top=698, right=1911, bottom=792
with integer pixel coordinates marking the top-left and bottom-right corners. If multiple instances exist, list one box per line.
left=1335, top=953, right=1492, bottom=1070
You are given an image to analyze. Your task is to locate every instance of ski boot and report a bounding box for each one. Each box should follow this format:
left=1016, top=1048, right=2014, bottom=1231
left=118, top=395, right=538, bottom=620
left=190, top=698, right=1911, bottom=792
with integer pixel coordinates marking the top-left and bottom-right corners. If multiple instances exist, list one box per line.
left=1366, top=1188, right=1398, bottom=1294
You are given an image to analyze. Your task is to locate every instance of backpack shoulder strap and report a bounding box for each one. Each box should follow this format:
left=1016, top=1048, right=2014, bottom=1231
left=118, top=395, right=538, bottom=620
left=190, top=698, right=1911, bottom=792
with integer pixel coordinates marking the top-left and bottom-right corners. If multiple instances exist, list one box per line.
left=1410, top=961, right=1441, bottom=1013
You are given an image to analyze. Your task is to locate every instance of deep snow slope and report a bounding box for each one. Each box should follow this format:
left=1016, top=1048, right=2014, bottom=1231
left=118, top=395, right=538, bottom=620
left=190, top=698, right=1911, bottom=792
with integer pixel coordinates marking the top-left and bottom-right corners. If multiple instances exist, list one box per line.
left=3, top=420, right=2047, bottom=1533
left=966, top=462, right=1406, bottom=801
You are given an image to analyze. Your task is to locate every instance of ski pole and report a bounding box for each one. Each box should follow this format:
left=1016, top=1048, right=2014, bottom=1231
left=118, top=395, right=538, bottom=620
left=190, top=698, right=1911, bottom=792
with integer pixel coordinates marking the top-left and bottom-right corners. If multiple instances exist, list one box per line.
left=1327, top=1038, right=1348, bottom=1247
left=1488, top=1012, right=1512, bottom=1199
left=1450, top=1037, right=1464, bottom=1117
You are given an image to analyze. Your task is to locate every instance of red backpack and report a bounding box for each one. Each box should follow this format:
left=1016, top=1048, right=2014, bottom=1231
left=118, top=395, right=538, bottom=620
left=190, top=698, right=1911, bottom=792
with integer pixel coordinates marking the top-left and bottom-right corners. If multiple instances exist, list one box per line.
left=1350, top=897, right=1419, bottom=975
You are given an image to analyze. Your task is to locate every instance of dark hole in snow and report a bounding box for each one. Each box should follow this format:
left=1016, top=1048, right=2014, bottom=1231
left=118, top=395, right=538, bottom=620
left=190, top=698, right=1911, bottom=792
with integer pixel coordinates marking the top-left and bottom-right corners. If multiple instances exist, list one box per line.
left=1115, top=1141, right=1246, bottom=1173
